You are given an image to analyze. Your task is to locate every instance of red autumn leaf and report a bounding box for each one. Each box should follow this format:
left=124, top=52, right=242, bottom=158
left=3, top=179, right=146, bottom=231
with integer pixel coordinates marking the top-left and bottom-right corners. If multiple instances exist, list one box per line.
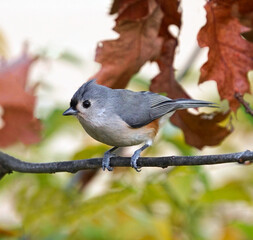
left=231, top=0, right=253, bottom=28
left=232, top=0, right=253, bottom=42
left=150, top=40, right=231, bottom=149
left=198, top=0, right=253, bottom=111
left=91, top=0, right=163, bottom=89
left=150, top=0, right=182, bottom=97
left=0, top=48, right=41, bottom=147
left=149, top=0, right=231, bottom=149
left=171, top=111, right=231, bottom=149
left=151, top=63, right=231, bottom=149
left=110, top=0, right=149, bottom=21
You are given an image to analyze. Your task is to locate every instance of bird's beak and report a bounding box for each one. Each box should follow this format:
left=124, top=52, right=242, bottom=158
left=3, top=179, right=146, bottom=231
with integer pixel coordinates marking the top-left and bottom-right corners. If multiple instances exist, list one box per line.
left=63, top=107, right=78, bottom=116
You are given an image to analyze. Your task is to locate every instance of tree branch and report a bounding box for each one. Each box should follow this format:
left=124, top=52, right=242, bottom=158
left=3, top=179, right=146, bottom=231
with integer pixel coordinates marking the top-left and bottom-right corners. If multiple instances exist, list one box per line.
left=0, top=150, right=252, bottom=179
left=235, top=92, right=253, bottom=116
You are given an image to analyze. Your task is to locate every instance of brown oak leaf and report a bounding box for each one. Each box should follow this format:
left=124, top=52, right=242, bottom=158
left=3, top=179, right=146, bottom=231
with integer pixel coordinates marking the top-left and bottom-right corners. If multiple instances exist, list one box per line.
left=91, top=0, right=163, bottom=89
left=150, top=0, right=182, bottom=96
left=232, top=0, right=253, bottom=28
left=0, top=48, right=41, bottom=147
left=198, top=0, right=253, bottom=111
left=232, top=0, right=253, bottom=43
left=151, top=38, right=231, bottom=149
left=150, top=0, right=231, bottom=149
left=171, top=111, right=231, bottom=149
left=111, top=0, right=149, bottom=22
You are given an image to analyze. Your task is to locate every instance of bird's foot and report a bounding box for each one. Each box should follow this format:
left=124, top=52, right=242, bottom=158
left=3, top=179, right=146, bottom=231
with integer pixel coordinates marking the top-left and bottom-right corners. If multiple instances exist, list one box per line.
left=102, top=150, right=116, bottom=171
left=131, top=150, right=142, bottom=172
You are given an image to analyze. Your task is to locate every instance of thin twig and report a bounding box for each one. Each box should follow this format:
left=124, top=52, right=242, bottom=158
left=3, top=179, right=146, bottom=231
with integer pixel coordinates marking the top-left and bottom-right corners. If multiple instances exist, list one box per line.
left=0, top=150, right=252, bottom=180
left=235, top=92, right=253, bottom=116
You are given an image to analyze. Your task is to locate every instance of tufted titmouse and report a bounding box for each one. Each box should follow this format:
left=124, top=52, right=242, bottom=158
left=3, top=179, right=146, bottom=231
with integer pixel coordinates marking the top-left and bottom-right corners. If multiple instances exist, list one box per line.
left=63, top=79, right=216, bottom=172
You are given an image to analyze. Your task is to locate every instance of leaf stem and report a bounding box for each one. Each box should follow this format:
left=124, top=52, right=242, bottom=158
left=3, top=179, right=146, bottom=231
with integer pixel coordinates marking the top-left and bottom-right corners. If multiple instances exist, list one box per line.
left=235, top=92, right=253, bottom=116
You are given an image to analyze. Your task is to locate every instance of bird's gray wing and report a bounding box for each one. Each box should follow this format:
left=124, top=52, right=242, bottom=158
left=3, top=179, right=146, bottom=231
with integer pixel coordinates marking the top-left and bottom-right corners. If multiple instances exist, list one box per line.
left=145, top=92, right=176, bottom=120
left=113, top=90, right=173, bottom=128
left=113, top=90, right=215, bottom=128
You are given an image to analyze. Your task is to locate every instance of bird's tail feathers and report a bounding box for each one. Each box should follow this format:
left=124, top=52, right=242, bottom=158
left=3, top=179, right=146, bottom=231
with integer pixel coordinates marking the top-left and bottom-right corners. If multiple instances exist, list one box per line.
left=171, top=98, right=218, bottom=110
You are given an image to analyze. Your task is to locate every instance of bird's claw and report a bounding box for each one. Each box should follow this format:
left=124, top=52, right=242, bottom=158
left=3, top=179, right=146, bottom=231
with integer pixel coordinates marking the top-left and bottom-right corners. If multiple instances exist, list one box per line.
left=102, top=160, right=113, bottom=171
left=131, top=151, right=141, bottom=172
left=102, top=152, right=116, bottom=171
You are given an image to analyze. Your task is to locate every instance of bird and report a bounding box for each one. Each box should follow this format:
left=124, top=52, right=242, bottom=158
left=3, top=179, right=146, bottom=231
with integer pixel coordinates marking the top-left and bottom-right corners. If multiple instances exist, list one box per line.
left=63, top=79, right=217, bottom=172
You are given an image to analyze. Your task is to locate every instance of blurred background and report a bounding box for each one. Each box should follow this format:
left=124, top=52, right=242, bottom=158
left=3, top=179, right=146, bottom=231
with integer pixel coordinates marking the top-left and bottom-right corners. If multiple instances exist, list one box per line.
left=0, top=0, right=253, bottom=239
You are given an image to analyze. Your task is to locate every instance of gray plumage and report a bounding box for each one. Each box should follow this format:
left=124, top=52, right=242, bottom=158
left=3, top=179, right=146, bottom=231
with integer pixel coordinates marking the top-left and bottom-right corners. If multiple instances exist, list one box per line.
left=70, top=79, right=216, bottom=128
left=64, top=79, right=217, bottom=171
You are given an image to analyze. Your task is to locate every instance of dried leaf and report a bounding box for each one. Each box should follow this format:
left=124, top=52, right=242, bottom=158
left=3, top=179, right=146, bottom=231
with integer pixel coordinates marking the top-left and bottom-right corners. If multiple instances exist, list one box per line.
left=0, top=48, right=41, bottom=147
left=112, top=0, right=149, bottom=21
left=198, top=0, right=253, bottom=111
left=150, top=0, right=231, bottom=148
left=232, top=0, right=253, bottom=28
left=92, top=0, right=163, bottom=88
left=171, top=111, right=231, bottom=149
left=150, top=40, right=187, bottom=99
left=152, top=66, right=231, bottom=148
left=232, top=0, right=253, bottom=43
left=151, top=53, right=231, bottom=149
left=151, top=0, right=182, bottom=95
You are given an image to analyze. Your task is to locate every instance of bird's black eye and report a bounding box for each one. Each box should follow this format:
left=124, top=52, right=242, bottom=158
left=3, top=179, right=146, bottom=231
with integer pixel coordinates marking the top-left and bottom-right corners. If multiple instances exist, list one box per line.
left=82, top=100, right=91, bottom=108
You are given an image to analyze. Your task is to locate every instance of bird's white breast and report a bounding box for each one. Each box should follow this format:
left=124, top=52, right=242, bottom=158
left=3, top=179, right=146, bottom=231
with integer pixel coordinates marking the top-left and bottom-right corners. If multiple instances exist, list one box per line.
left=77, top=112, right=155, bottom=147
